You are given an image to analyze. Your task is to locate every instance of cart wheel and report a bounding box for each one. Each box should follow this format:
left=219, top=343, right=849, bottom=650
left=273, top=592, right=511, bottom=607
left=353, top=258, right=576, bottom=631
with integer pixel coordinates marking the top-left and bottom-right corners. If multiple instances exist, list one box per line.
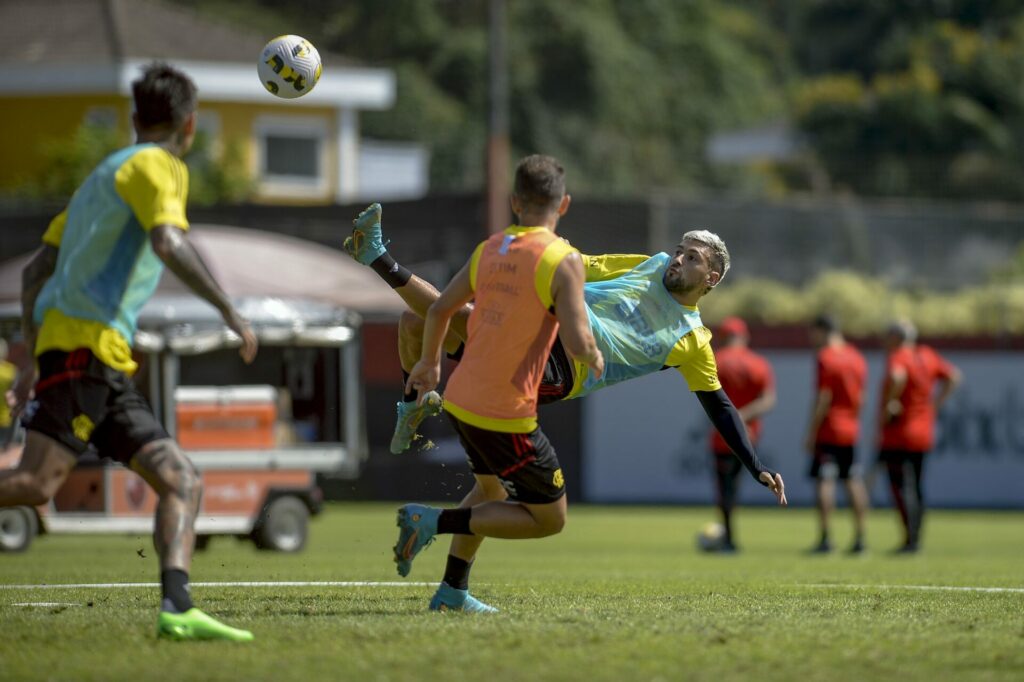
left=194, top=535, right=212, bottom=551
left=0, top=507, right=37, bottom=553
left=252, top=496, right=308, bottom=552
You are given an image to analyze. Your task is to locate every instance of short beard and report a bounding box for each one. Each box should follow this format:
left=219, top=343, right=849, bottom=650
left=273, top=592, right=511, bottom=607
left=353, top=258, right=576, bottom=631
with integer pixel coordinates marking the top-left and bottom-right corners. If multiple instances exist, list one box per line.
left=663, top=271, right=696, bottom=294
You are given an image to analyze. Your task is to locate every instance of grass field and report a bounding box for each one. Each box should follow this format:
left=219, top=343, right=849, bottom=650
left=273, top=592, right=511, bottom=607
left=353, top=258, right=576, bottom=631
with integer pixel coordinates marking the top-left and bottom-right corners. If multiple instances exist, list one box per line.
left=1, top=503, right=1022, bottom=681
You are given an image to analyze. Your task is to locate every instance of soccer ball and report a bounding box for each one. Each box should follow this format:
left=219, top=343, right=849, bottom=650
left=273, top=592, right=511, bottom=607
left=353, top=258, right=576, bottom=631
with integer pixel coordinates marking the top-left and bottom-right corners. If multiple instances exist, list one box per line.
left=696, top=522, right=726, bottom=552
left=257, top=35, right=322, bottom=99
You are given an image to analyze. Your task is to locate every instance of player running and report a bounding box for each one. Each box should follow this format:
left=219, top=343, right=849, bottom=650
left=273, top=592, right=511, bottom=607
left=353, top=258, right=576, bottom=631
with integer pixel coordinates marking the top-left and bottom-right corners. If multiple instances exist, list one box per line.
left=1, top=63, right=257, bottom=641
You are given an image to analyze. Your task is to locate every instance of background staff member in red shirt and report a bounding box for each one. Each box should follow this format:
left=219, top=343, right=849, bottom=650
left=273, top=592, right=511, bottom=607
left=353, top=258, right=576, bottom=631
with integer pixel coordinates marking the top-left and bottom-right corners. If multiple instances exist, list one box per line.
left=804, top=314, right=870, bottom=554
left=709, top=317, right=776, bottom=552
left=878, top=319, right=961, bottom=554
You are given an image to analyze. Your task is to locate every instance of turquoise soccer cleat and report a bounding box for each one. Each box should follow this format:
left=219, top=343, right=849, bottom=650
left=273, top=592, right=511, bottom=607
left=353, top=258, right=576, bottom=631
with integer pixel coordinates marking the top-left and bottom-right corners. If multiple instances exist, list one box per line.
left=429, top=582, right=499, bottom=614
left=393, top=503, right=440, bottom=577
left=390, top=391, right=443, bottom=454
left=157, top=608, right=254, bottom=642
left=343, top=202, right=389, bottom=265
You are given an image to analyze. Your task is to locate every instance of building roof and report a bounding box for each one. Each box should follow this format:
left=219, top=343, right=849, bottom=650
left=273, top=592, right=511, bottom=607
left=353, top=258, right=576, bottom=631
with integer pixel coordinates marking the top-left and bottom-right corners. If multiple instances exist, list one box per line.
left=0, top=0, right=394, bottom=108
left=0, top=0, right=352, bottom=66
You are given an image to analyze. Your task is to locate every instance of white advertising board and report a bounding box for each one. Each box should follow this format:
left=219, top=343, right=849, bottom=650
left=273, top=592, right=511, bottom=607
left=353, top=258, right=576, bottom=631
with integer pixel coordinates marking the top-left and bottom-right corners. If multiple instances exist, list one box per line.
left=582, top=351, right=1024, bottom=508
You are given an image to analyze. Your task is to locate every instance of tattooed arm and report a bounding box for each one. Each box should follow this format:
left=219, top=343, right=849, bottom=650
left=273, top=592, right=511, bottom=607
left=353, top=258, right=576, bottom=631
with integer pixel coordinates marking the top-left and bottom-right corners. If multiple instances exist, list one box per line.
left=7, top=245, right=59, bottom=417
left=20, top=245, right=59, bottom=355
left=149, top=225, right=258, bottom=363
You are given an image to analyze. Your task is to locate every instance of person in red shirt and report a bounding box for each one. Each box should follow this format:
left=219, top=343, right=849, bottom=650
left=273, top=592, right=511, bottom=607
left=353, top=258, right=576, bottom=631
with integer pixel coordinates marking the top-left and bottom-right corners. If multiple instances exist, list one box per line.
left=804, top=314, right=870, bottom=553
left=878, top=319, right=961, bottom=553
left=709, top=317, right=776, bottom=552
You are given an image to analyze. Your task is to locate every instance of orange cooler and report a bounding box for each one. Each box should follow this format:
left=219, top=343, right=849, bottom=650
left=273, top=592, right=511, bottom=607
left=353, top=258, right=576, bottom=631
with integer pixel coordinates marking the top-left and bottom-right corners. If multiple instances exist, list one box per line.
left=175, top=386, right=278, bottom=450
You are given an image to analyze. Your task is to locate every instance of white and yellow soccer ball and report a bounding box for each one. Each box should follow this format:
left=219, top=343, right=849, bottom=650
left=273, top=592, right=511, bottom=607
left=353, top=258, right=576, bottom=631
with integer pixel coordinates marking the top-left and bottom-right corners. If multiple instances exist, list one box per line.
left=257, top=35, right=322, bottom=99
left=696, top=522, right=726, bottom=552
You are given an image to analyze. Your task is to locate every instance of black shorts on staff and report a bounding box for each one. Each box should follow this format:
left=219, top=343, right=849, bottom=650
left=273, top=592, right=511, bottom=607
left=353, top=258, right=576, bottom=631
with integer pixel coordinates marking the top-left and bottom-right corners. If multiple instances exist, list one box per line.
left=809, top=443, right=858, bottom=480
left=446, top=412, right=565, bottom=504
left=21, top=350, right=169, bottom=464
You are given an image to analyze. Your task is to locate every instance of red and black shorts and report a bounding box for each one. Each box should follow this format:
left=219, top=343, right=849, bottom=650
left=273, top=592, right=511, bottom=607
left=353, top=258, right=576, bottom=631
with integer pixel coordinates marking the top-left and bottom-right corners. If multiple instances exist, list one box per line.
left=809, top=443, right=858, bottom=480
left=446, top=412, right=566, bottom=504
left=21, top=350, right=169, bottom=464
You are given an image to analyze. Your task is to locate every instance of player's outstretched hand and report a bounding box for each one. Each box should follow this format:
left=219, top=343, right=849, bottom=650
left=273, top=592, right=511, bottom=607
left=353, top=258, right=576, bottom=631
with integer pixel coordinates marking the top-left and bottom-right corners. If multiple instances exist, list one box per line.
left=223, top=309, right=259, bottom=364
left=406, top=360, right=441, bottom=399
left=589, top=350, right=605, bottom=380
left=759, top=471, right=787, bottom=506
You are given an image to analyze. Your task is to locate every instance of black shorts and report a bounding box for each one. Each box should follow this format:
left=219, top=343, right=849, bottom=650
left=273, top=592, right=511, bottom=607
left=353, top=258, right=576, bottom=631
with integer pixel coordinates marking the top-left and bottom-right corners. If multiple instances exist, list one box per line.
left=809, top=444, right=858, bottom=480
left=448, top=336, right=574, bottom=406
left=446, top=412, right=565, bottom=504
left=22, top=350, right=169, bottom=464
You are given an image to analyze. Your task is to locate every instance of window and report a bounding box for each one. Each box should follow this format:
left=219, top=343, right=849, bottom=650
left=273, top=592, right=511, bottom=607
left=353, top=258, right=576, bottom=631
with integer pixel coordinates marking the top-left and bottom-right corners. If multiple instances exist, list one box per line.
left=254, top=115, right=329, bottom=200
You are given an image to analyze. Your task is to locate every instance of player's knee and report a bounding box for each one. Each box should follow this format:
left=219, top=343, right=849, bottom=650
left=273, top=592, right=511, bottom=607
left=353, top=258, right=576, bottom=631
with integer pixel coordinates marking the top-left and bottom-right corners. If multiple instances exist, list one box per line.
left=398, top=309, right=424, bottom=336
left=19, top=473, right=52, bottom=506
left=537, top=509, right=567, bottom=536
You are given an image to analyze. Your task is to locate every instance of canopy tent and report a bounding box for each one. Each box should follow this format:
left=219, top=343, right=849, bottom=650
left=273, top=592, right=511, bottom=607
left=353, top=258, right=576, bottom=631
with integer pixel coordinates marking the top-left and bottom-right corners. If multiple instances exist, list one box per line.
left=0, top=224, right=407, bottom=320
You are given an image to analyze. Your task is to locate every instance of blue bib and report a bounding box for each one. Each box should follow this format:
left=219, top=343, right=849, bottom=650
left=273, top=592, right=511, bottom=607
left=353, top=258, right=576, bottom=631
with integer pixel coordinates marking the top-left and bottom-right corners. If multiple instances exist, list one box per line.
left=574, top=253, right=703, bottom=398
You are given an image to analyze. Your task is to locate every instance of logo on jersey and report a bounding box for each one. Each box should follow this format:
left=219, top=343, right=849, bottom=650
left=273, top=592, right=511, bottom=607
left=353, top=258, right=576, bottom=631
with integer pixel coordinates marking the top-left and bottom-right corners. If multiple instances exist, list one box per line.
left=552, top=468, right=564, bottom=489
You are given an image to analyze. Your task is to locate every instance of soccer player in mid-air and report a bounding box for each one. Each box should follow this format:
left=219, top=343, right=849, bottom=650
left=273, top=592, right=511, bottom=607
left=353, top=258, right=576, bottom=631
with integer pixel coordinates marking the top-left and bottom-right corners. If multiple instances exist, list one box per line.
left=344, top=178, right=787, bottom=612
left=1, top=63, right=257, bottom=641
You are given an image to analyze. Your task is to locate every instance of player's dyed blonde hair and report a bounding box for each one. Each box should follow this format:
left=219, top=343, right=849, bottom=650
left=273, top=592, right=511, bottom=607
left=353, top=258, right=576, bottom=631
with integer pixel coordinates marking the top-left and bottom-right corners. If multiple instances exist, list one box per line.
left=682, top=229, right=730, bottom=289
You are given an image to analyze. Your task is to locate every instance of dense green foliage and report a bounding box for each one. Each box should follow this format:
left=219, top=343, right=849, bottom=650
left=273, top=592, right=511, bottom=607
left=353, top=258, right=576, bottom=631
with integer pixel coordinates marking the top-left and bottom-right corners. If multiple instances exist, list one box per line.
left=784, top=1, right=1024, bottom=199
left=181, top=0, right=1024, bottom=201
left=181, top=0, right=792, bottom=195
left=11, top=127, right=252, bottom=206
left=1, top=504, right=1021, bottom=681
left=707, top=270, right=1024, bottom=336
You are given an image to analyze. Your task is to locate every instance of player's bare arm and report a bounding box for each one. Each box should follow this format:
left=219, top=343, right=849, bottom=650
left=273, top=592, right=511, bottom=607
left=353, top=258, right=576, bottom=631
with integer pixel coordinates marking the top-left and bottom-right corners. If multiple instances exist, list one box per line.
left=883, top=367, right=908, bottom=421
left=406, top=258, right=475, bottom=397
left=9, top=245, right=59, bottom=417
left=805, top=388, right=832, bottom=452
left=738, top=386, right=776, bottom=423
left=933, top=365, right=962, bottom=410
left=550, top=252, right=603, bottom=378
left=149, top=224, right=258, bottom=363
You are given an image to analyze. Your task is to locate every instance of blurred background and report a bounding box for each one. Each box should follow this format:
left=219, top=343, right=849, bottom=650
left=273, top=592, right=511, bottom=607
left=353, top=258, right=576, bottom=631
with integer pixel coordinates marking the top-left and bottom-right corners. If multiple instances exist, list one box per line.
left=0, top=0, right=1021, bottom=518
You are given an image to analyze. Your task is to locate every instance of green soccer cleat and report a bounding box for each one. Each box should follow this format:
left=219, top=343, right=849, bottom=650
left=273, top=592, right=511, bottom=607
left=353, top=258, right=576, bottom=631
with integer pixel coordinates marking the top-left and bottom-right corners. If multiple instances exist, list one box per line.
left=393, top=503, right=440, bottom=577
left=157, top=608, right=254, bottom=642
left=429, top=582, right=499, bottom=614
left=343, top=202, right=389, bottom=265
left=390, top=391, right=443, bottom=454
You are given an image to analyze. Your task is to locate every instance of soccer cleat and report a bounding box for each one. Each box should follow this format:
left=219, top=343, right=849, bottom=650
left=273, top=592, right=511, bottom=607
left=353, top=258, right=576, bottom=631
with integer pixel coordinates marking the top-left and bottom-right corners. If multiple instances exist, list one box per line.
left=809, top=539, right=833, bottom=554
left=157, top=608, right=254, bottom=642
left=393, top=503, right=440, bottom=577
left=847, top=539, right=866, bottom=555
left=390, top=391, right=443, bottom=454
left=429, top=582, right=499, bottom=614
left=343, top=202, right=389, bottom=265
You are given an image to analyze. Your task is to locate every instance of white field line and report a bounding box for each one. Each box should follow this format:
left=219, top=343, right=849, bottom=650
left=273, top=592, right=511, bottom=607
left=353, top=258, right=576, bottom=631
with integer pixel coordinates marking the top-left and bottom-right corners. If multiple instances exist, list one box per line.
left=800, top=583, right=1024, bottom=594
left=13, top=602, right=82, bottom=607
left=1, top=581, right=435, bottom=590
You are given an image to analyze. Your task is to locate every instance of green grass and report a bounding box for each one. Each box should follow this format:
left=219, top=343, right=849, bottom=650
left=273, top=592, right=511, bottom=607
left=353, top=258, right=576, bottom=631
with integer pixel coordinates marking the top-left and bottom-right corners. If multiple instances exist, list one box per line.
left=2, top=504, right=1022, bottom=681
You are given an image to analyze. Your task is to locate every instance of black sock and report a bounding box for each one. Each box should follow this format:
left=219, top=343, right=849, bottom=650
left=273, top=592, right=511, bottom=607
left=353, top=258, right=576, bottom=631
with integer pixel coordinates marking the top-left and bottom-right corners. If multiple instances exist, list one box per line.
left=161, top=569, right=194, bottom=613
left=437, top=508, right=473, bottom=535
left=401, top=370, right=418, bottom=403
left=370, top=252, right=412, bottom=289
left=443, top=555, right=473, bottom=591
